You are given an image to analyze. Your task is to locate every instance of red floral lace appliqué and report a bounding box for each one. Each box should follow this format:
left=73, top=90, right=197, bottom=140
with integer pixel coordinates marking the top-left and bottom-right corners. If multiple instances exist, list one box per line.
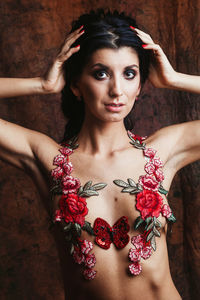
left=128, top=233, right=152, bottom=275
left=51, top=132, right=176, bottom=280
left=114, top=131, right=176, bottom=276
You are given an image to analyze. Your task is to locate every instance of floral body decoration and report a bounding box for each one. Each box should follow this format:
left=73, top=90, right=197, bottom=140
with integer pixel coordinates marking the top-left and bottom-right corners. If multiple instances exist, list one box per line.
left=113, top=131, right=176, bottom=275
left=51, top=133, right=176, bottom=279
left=51, top=137, right=107, bottom=280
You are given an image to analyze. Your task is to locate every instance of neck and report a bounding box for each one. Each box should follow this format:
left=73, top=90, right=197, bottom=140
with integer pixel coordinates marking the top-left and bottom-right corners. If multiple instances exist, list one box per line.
left=77, top=117, right=129, bottom=155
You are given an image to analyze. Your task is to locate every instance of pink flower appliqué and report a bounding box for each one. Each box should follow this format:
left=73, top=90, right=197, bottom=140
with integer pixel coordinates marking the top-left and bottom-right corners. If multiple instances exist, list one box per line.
left=85, top=254, right=96, bottom=269
left=152, top=158, right=163, bottom=169
left=141, top=246, right=152, bottom=260
left=62, top=175, right=80, bottom=194
left=83, top=268, right=97, bottom=280
left=54, top=209, right=62, bottom=222
left=138, top=175, right=159, bottom=192
left=161, top=204, right=172, bottom=218
left=80, top=239, right=93, bottom=254
left=128, top=131, right=147, bottom=144
left=63, top=162, right=73, bottom=175
left=73, top=246, right=85, bottom=265
left=59, top=147, right=73, bottom=156
left=129, top=262, right=142, bottom=275
left=131, top=235, right=145, bottom=249
left=129, top=233, right=152, bottom=275
left=144, top=148, right=157, bottom=159
left=129, top=248, right=141, bottom=262
left=154, top=168, right=164, bottom=182
left=53, top=154, right=66, bottom=166
left=144, top=162, right=156, bottom=175
left=51, top=166, right=64, bottom=180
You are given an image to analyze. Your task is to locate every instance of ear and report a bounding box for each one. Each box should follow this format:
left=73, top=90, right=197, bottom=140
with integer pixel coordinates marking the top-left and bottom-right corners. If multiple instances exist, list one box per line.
left=70, top=80, right=81, bottom=99
left=136, top=83, right=141, bottom=97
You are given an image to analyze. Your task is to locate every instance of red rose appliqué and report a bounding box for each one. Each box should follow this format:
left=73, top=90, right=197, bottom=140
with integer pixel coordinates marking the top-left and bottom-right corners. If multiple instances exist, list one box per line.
left=136, top=190, right=163, bottom=220
left=59, top=193, right=88, bottom=226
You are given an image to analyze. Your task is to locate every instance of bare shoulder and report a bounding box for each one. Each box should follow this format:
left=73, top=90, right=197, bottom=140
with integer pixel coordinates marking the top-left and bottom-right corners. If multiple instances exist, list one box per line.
left=27, top=130, right=61, bottom=173
left=145, top=120, right=200, bottom=170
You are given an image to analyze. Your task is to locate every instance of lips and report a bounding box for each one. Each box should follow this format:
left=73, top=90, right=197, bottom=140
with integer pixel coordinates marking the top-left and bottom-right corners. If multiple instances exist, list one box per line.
left=106, top=103, right=123, bottom=107
left=104, top=102, right=124, bottom=112
left=105, top=103, right=124, bottom=107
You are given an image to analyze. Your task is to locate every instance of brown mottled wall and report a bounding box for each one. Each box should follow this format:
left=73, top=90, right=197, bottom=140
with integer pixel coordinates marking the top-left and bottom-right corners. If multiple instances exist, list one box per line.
left=0, top=0, right=199, bottom=299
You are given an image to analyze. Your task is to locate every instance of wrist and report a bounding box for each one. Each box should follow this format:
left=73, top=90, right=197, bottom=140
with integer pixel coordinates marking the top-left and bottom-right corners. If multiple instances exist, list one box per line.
left=164, top=71, right=181, bottom=90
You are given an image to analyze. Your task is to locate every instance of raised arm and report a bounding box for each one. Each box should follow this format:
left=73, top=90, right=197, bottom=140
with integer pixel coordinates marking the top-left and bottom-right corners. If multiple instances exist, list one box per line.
left=0, top=27, right=84, bottom=98
left=0, top=27, right=84, bottom=171
left=132, top=27, right=200, bottom=94
left=131, top=28, right=200, bottom=171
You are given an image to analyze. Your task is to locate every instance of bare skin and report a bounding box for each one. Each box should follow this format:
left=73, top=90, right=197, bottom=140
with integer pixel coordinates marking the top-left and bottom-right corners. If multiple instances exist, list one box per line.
left=0, top=26, right=200, bottom=300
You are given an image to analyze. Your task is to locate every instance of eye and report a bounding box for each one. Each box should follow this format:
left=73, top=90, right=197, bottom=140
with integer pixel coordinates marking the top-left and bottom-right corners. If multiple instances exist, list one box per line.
left=124, top=69, right=136, bottom=79
left=93, top=70, right=108, bottom=80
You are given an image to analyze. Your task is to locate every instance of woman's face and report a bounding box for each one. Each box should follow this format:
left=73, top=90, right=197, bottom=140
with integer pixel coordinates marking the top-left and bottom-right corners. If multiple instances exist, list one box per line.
left=71, top=46, right=141, bottom=124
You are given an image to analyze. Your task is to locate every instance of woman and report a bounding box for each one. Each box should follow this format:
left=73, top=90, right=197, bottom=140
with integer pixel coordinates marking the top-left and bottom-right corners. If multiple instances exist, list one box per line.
left=0, top=10, right=199, bottom=300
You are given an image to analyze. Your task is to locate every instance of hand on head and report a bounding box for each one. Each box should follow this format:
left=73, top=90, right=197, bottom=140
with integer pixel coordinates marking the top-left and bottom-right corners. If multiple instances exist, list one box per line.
left=130, top=27, right=177, bottom=88
left=41, top=26, right=84, bottom=94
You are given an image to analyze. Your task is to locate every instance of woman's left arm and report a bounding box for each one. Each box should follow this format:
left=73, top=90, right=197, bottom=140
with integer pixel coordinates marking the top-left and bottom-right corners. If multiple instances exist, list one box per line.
left=153, top=121, right=200, bottom=171
left=134, top=28, right=200, bottom=168
left=133, top=28, right=200, bottom=94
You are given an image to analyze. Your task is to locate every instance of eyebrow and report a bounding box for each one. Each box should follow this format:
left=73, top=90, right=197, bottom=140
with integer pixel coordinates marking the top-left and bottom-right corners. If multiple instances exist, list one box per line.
left=90, top=63, right=139, bottom=69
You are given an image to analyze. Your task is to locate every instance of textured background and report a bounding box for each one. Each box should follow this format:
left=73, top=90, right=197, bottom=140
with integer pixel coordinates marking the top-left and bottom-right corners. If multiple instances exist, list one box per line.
left=0, top=0, right=199, bottom=299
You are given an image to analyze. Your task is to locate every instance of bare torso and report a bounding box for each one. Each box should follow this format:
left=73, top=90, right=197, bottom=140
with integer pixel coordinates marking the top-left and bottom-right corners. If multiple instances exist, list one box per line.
left=35, top=132, right=182, bottom=300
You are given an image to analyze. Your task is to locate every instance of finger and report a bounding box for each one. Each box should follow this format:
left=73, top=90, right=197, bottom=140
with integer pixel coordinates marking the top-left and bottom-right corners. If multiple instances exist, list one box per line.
left=57, top=45, right=81, bottom=63
left=59, top=29, right=84, bottom=56
left=64, top=27, right=83, bottom=43
left=142, top=43, right=163, bottom=56
left=130, top=26, right=155, bottom=44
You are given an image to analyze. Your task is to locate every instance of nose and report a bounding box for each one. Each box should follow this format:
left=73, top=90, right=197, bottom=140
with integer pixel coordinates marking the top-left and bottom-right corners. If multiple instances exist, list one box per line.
left=109, top=75, right=123, bottom=98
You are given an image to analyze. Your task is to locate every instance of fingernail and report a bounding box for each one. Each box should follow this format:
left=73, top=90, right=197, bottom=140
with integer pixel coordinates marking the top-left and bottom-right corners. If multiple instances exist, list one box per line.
left=142, top=44, right=147, bottom=48
left=130, top=26, right=135, bottom=29
left=75, top=45, right=80, bottom=48
left=80, top=30, right=85, bottom=34
left=79, top=25, right=84, bottom=29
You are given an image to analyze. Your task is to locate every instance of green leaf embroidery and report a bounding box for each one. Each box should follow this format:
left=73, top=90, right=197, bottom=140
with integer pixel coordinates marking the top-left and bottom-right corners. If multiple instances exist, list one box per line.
left=134, top=216, right=145, bottom=230
left=153, top=227, right=161, bottom=237
left=158, top=186, right=168, bottom=195
left=146, top=221, right=154, bottom=232
left=79, top=190, right=99, bottom=197
left=91, top=183, right=107, bottom=190
left=122, top=187, right=138, bottom=193
left=151, top=235, right=156, bottom=251
left=127, top=178, right=137, bottom=187
left=63, top=223, right=72, bottom=232
left=70, top=243, right=74, bottom=255
left=113, top=179, right=129, bottom=188
left=83, top=181, right=92, bottom=190
left=145, top=217, right=152, bottom=226
left=147, top=230, right=154, bottom=242
left=82, top=221, right=94, bottom=235
left=154, top=218, right=162, bottom=228
left=168, top=213, right=176, bottom=223
left=78, top=181, right=107, bottom=197
left=74, top=223, right=82, bottom=237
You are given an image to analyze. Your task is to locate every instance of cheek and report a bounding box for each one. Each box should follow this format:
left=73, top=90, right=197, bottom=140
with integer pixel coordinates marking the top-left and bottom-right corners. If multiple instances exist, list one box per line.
left=81, top=82, right=104, bottom=104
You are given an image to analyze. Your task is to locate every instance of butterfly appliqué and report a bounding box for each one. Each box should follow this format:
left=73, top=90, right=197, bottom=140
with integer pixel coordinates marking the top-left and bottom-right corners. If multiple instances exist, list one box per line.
left=93, top=216, right=130, bottom=249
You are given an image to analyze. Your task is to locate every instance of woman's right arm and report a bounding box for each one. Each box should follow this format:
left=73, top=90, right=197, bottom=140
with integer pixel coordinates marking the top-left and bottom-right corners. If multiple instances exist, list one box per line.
left=0, top=77, right=44, bottom=98
left=0, top=27, right=84, bottom=170
left=0, top=26, right=84, bottom=99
